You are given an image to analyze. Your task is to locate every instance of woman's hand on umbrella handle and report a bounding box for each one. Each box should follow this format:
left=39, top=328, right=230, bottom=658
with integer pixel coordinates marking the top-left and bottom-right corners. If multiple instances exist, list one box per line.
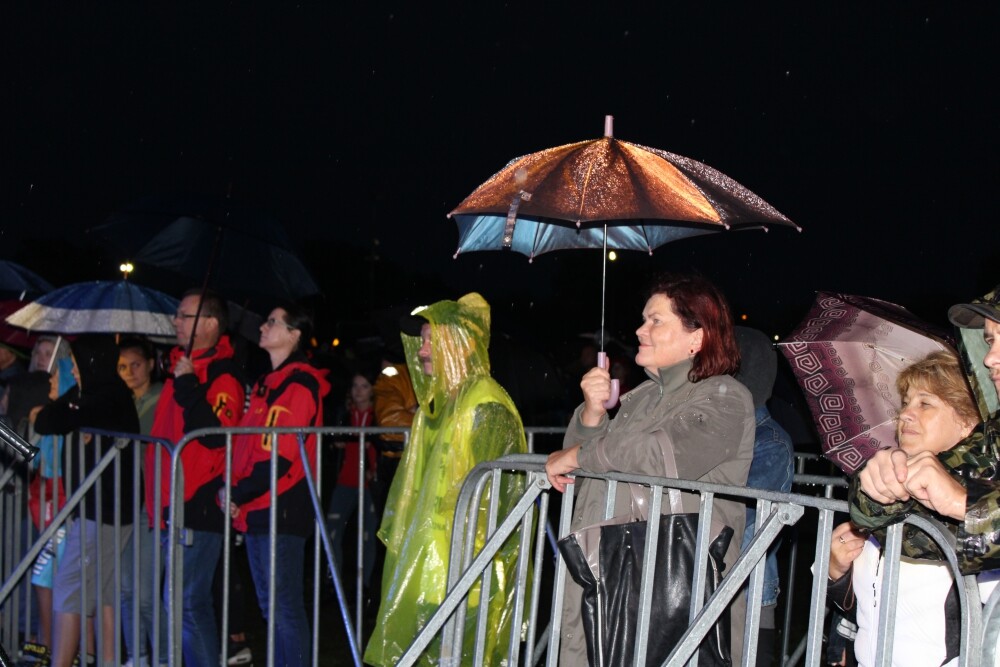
left=580, top=366, right=612, bottom=426
left=597, top=352, right=620, bottom=410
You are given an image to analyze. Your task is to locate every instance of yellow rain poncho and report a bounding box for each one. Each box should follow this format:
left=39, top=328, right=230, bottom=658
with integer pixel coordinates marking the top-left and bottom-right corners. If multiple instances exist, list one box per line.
left=364, top=292, right=528, bottom=666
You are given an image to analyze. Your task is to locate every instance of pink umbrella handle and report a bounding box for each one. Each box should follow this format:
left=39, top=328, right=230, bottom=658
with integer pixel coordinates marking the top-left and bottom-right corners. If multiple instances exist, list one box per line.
left=597, top=351, right=621, bottom=409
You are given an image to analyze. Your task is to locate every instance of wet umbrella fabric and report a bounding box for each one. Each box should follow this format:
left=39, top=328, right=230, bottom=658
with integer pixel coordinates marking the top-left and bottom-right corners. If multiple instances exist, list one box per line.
left=0, top=261, right=54, bottom=300
left=450, top=116, right=797, bottom=406
left=449, top=119, right=798, bottom=260
left=778, top=292, right=952, bottom=475
left=6, top=280, right=179, bottom=337
left=91, top=193, right=320, bottom=304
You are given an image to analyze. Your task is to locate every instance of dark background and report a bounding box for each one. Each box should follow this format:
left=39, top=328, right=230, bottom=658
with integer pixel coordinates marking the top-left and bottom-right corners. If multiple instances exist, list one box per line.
left=4, top=3, right=998, bottom=355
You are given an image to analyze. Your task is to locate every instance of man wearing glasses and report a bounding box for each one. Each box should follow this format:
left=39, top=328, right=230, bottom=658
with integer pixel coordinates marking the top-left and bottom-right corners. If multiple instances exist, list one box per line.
left=147, top=289, right=246, bottom=667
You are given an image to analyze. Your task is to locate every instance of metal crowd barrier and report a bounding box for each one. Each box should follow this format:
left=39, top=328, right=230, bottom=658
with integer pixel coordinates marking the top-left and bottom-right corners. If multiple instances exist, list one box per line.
left=400, top=454, right=1000, bottom=667
left=4, top=427, right=999, bottom=666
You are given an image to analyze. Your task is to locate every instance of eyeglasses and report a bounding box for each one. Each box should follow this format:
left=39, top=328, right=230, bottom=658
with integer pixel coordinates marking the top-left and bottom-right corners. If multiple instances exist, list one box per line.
left=264, top=317, right=296, bottom=330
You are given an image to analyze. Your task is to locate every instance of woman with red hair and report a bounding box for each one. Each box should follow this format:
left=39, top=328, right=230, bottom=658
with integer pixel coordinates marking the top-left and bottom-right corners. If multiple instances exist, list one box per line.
left=546, top=272, right=756, bottom=666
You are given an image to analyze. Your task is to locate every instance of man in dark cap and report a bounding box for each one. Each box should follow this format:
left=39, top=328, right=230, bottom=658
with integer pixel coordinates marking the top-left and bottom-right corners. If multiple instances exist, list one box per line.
left=852, top=285, right=1000, bottom=572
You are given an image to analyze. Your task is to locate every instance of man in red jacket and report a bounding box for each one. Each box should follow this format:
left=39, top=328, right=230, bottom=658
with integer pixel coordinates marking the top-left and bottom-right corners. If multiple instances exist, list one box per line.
left=148, top=289, right=245, bottom=667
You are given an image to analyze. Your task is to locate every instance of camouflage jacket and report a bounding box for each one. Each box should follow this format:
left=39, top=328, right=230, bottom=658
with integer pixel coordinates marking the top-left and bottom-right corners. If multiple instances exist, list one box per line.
left=849, top=422, right=1000, bottom=574
left=849, top=287, right=1000, bottom=575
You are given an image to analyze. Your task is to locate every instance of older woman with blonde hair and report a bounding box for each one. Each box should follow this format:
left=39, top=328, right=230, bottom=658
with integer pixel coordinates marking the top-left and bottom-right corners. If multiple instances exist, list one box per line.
left=829, top=350, right=981, bottom=667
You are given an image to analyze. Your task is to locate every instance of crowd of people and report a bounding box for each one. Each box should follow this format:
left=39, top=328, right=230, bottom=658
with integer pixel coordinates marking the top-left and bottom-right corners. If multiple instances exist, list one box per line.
left=3, top=273, right=1000, bottom=667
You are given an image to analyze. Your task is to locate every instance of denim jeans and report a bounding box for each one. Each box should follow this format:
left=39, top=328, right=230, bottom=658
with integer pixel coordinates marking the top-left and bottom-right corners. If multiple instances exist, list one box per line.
left=245, top=533, right=310, bottom=667
left=122, top=518, right=169, bottom=665
left=161, top=529, right=222, bottom=667
left=741, top=406, right=795, bottom=607
left=326, top=485, right=376, bottom=589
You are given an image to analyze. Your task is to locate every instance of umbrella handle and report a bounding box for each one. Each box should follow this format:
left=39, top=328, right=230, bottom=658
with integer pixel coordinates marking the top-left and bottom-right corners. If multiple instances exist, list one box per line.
left=597, top=352, right=621, bottom=409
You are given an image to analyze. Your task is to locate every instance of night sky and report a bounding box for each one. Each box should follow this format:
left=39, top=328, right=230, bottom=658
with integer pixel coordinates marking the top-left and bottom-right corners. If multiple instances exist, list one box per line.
left=5, top=3, right=999, bottom=348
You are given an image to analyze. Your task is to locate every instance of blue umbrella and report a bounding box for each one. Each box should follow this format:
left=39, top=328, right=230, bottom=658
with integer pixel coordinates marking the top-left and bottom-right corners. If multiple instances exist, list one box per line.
left=6, top=280, right=179, bottom=337
left=0, top=261, right=55, bottom=300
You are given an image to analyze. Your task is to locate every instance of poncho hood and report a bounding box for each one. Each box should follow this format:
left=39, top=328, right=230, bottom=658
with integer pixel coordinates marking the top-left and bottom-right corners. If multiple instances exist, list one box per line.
left=402, top=292, right=492, bottom=419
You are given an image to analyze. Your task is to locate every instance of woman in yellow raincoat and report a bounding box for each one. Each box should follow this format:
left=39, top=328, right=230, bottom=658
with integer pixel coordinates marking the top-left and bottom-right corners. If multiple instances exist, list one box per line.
left=364, top=292, right=528, bottom=666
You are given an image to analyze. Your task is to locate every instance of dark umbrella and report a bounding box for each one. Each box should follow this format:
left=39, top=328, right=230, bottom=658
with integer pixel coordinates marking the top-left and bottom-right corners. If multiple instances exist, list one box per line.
left=0, top=261, right=54, bottom=300
left=450, top=116, right=798, bottom=405
left=778, top=292, right=952, bottom=474
left=90, top=193, right=321, bottom=305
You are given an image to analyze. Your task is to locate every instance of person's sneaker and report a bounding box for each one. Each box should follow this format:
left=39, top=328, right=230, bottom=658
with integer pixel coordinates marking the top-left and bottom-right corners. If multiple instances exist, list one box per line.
left=227, top=641, right=253, bottom=666
left=69, top=654, right=95, bottom=667
left=17, top=641, right=50, bottom=666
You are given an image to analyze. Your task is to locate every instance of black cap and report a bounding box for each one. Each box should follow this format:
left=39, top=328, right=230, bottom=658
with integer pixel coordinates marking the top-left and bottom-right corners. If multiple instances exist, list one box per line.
left=948, top=284, right=1000, bottom=328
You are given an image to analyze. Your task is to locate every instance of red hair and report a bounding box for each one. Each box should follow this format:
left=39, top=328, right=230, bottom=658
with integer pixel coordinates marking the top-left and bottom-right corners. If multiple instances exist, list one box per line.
left=646, top=273, right=740, bottom=382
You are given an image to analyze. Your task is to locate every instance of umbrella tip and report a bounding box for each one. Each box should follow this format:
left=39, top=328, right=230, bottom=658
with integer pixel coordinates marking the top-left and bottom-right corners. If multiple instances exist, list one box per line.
left=604, top=115, right=614, bottom=137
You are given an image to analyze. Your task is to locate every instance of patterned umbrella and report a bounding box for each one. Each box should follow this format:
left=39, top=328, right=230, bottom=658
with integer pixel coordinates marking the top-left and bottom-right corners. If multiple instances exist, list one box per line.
left=6, top=280, right=179, bottom=337
left=778, top=292, right=952, bottom=474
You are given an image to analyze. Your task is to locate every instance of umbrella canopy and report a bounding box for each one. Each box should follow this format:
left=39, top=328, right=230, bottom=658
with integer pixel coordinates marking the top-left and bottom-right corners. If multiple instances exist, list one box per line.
left=0, top=301, right=40, bottom=349
left=90, top=193, right=321, bottom=304
left=778, top=292, right=953, bottom=474
left=450, top=116, right=798, bottom=407
left=450, top=116, right=799, bottom=260
left=0, top=261, right=55, bottom=300
left=6, top=280, right=179, bottom=337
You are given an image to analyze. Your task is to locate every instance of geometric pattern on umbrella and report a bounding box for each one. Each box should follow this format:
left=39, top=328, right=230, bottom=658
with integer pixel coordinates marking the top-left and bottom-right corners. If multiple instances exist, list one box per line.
left=779, top=292, right=953, bottom=474
left=6, top=280, right=179, bottom=337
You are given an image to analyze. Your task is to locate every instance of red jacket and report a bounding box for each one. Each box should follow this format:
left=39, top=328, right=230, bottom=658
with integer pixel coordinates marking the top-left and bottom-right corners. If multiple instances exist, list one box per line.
left=230, top=354, right=329, bottom=535
left=335, top=406, right=375, bottom=488
left=146, top=336, right=245, bottom=530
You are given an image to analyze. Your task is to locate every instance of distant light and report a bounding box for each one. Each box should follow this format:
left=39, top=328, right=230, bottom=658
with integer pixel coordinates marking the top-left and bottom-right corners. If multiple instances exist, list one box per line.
left=608, top=251, right=617, bottom=261
left=331, top=338, right=340, bottom=347
left=310, top=337, right=318, bottom=348
left=773, top=335, right=780, bottom=341
left=119, top=262, right=134, bottom=280
left=740, top=314, right=748, bottom=321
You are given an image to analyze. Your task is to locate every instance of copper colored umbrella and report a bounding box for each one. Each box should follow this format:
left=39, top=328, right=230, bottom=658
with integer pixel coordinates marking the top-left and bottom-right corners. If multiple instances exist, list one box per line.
left=451, top=116, right=799, bottom=405
left=450, top=116, right=798, bottom=259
